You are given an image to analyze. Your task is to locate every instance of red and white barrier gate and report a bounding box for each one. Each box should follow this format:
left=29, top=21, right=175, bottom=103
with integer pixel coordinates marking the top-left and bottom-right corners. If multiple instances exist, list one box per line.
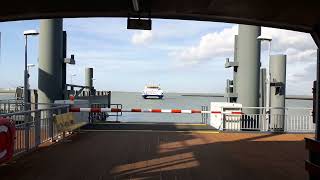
left=69, top=107, right=243, bottom=115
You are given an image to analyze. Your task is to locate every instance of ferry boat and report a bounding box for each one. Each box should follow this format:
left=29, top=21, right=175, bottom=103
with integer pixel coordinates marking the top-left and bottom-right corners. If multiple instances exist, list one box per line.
left=142, top=85, right=164, bottom=99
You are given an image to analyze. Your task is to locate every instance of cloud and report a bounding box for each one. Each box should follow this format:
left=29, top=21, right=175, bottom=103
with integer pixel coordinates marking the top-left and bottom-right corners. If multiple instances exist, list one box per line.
left=262, top=27, right=316, bottom=53
left=286, top=61, right=316, bottom=95
left=172, top=25, right=317, bottom=65
left=64, top=18, right=317, bottom=94
left=131, top=30, right=153, bottom=45
left=170, top=25, right=238, bottom=65
left=169, top=24, right=317, bottom=94
left=261, top=28, right=317, bottom=94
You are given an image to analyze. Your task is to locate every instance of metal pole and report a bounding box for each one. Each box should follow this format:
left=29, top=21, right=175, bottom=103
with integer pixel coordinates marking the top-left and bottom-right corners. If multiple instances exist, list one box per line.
left=24, top=35, right=28, bottom=111
left=35, top=104, right=41, bottom=146
left=259, top=68, right=266, bottom=108
left=24, top=35, right=30, bottom=150
left=62, top=31, right=67, bottom=99
left=265, top=41, right=271, bottom=129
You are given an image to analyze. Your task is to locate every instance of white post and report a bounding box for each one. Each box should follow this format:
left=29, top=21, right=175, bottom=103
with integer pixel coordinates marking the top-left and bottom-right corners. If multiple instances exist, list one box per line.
left=265, top=41, right=272, bottom=131
left=257, top=36, right=272, bottom=131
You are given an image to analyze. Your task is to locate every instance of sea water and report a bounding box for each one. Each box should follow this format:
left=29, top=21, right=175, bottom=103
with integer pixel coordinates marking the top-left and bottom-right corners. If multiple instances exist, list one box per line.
left=105, top=92, right=312, bottom=123
left=0, top=92, right=312, bottom=123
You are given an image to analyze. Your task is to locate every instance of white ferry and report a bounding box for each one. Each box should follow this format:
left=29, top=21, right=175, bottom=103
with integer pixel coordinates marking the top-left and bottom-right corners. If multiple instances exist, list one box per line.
left=142, top=85, right=164, bottom=99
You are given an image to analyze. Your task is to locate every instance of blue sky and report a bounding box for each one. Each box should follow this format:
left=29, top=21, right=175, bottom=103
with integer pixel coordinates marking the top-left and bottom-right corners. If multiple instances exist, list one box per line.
left=0, top=18, right=317, bottom=94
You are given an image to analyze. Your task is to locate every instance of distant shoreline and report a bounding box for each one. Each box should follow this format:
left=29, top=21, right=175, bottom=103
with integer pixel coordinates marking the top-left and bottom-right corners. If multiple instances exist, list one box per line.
left=181, top=94, right=312, bottom=100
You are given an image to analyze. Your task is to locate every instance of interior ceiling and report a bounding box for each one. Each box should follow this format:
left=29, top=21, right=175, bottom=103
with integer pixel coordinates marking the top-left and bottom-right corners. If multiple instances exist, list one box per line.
left=1, top=0, right=320, bottom=33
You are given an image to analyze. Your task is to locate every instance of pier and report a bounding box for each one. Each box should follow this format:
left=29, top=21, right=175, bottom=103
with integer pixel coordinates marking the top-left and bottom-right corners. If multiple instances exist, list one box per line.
left=0, top=128, right=313, bottom=180
left=0, top=1, right=320, bottom=180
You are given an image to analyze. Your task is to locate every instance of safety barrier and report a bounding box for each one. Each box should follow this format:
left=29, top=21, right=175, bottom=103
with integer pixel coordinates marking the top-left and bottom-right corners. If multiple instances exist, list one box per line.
left=0, top=100, right=24, bottom=114
left=89, top=103, right=111, bottom=122
left=0, top=104, right=80, bottom=159
left=222, top=107, right=315, bottom=133
left=201, top=106, right=209, bottom=124
left=54, top=112, right=87, bottom=138
left=0, top=100, right=68, bottom=114
left=69, top=107, right=224, bottom=114
left=70, top=106, right=315, bottom=133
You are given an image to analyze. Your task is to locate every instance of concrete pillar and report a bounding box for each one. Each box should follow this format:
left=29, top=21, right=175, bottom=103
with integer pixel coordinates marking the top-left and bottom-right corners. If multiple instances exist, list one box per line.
left=269, top=55, right=286, bottom=131
left=38, top=19, right=63, bottom=104
left=236, top=25, right=261, bottom=114
left=85, top=68, right=93, bottom=90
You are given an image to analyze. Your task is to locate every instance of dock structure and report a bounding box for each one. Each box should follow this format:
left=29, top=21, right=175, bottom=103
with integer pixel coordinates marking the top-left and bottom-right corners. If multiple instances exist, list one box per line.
left=85, top=67, right=94, bottom=94
left=38, top=19, right=64, bottom=105
left=235, top=25, right=261, bottom=114
left=1, top=1, right=320, bottom=179
left=270, top=55, right=287, bottom=130
left=0, top=127, right=313, bottom=180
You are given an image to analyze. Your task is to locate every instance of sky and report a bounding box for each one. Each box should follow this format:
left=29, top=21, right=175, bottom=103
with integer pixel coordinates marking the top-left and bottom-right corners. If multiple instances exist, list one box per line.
left=0, top=18, right=317, bottom=95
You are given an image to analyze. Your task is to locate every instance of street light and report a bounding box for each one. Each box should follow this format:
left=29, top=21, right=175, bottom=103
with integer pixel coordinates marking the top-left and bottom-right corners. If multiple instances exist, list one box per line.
left=257, top=35, right=272, bottom=129
left=23, top=30, right=39, bottom=111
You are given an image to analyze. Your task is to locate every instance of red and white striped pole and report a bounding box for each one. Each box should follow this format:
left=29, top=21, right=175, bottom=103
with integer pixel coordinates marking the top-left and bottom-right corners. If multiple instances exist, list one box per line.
left=69, top=107, right=242, bottom=114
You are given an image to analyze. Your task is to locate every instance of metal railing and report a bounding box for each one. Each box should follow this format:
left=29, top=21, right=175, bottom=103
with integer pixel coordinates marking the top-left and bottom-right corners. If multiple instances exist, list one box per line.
left=0, top=99, right=24, bottom=114
left=222, top=107, right=315, bottom=133
left=89, top=103, right=110, bottom=122
left=201, top=106, right=209, bottom=124
left=0, top=100, right=66, bottom=114
left=89, top=103, right=123, bottom=122
left=0, top=104, right=70, bottom=156
left=108, top=104, right=123, bottom=122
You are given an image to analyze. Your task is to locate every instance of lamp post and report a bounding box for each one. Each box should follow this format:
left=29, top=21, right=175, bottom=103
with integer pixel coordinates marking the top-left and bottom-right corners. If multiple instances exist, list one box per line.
left=23, top=30, right=39, bottom=111
left=257, top=35, right=272, bottom=130
left=23, top=30, right=39, bottom=151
